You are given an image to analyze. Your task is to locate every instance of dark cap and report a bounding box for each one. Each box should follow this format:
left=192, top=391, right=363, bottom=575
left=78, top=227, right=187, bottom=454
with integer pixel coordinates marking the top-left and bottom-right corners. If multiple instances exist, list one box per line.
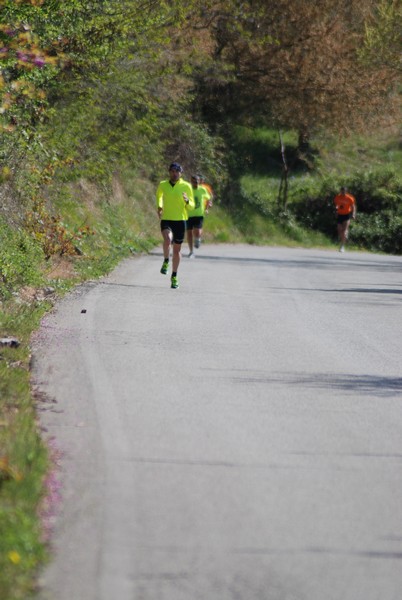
left=169, top=162, right=183, bottom=172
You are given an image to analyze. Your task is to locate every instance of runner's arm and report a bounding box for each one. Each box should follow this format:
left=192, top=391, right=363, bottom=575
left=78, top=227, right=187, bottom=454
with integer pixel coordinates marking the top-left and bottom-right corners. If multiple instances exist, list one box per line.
left=156, top=184, right=164, bottom=217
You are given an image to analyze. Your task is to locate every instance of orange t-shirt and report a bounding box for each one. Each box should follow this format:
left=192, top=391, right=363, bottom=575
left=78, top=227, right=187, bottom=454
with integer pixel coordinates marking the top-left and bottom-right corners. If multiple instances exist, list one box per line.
left=202, top=183, right=214, bottom=199
left=334, top=193, right=355, bottom=215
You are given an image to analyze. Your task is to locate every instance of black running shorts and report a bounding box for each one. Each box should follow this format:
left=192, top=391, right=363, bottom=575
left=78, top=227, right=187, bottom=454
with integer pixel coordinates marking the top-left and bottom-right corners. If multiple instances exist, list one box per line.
left=186, top=216, right=204, bottom=231
left=160, top=220, right=186, bottom=244
left=337, top=212, right=352, bottom=224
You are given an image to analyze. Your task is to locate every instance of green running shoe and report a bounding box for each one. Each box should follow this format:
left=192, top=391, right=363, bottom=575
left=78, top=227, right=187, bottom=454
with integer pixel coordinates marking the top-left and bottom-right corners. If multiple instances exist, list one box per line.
left=171, top=275, right=179, bottom=289
left=160, top=260, right=169, bottom=275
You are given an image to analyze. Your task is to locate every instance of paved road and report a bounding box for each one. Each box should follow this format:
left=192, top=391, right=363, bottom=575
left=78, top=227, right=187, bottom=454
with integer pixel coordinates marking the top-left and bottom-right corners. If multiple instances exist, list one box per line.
left=32, top=245, right=402, bottom=600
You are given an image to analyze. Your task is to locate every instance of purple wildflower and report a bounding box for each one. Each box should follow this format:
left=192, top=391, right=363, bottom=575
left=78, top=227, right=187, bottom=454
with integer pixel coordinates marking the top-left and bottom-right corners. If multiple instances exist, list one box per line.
left=16, top=51, right=29, bottom=62
left=34, top=56, right=46, bottom=68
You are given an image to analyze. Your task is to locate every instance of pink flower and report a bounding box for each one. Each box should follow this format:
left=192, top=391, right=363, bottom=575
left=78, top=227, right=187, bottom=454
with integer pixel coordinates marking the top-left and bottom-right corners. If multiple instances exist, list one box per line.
left=34, top=56, right=46, bottom=68
left=16, top=51, right=29, bottom=62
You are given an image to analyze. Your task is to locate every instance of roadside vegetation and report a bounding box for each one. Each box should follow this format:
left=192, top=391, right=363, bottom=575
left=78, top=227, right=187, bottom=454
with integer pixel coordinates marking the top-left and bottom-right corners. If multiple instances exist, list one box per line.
left=0, top=1, right=401, bottom=597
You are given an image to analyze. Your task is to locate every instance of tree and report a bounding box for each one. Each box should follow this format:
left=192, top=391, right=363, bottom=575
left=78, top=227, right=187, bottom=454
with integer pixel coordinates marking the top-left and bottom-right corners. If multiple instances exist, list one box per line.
left=189, top=0, right=401, bottom=136
left=361, top=0, right=402, bottom=73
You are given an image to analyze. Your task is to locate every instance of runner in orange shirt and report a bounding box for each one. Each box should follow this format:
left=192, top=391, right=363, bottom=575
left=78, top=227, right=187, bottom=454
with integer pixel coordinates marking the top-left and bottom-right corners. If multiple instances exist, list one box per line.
left=199, top=176, right=214, bottom=203
left=334, top=186, right=356, bottom=252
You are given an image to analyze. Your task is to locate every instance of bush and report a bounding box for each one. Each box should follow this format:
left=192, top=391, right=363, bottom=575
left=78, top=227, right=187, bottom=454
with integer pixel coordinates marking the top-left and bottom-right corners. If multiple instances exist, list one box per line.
left=351, top=212, right=402, bottom=254
left=349, top=167, right=402, bottom=214
left=0, top=218, right=44, bottom=298
left=290, top=166, right=402, bottom=252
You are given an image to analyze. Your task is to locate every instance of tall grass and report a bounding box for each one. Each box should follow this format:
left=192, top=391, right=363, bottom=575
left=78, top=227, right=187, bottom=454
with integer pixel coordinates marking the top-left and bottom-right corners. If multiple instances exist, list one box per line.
left=0, top=304, right=50, bottom=600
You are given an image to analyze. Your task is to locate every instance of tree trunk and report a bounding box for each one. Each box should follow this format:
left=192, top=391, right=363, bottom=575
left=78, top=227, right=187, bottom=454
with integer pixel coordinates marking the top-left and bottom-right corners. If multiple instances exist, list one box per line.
left=277, top=130, right=289, bottom=210
left=298, top=126, right=310, bottom=154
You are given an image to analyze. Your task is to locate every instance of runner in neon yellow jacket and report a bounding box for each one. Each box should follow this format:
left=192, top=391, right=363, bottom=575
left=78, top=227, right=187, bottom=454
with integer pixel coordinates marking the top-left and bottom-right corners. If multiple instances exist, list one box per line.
left=186, top=174, right=212, bottom=257
left=156, top=179, right=194, bottom=221
left=156, top=162, right=194, bottom=289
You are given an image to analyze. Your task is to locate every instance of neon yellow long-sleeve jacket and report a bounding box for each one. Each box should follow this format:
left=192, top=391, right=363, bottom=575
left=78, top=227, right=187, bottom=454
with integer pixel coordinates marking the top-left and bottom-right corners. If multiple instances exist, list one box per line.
left=156, top=178, right=195, bottom=220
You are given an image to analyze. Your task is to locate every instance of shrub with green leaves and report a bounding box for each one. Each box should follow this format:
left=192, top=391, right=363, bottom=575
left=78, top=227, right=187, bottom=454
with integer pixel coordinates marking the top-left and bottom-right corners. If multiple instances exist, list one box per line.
left=289, top=165, right=402, bottom=252
left=351, top=212, right=402, bottom=254
left=0, top=217, right=44, bottom=298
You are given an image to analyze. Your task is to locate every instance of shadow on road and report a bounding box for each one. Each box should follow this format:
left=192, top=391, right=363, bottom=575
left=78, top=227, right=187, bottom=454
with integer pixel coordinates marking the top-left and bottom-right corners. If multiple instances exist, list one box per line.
left=150, top=249, right=402, bottom=274
left=225, top=370, right=402, bottom=398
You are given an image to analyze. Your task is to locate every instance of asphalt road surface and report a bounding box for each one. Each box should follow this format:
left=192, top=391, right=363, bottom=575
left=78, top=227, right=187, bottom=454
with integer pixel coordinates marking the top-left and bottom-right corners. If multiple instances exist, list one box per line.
left=32, top=244, right=402, bottom=600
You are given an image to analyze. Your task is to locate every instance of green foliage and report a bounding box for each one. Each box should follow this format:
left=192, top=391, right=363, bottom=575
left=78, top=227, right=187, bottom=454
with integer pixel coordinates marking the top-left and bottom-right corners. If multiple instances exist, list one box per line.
left=360, top=0, right=402, bottom=71
left=349, top=166, right=402, bottom=213
left=0, top=1, right=64, bottom=134
left=24, top=197, right=94, bottom=259
left=0, top=435, right=49, bottom=600
left=223, top=124, right=402, bottom=253
left=0, top=217, right=44, bottom=298
left=351, top=212, right=402, bottom=254
left=288, top=163, right=402, bottom=253
left=225, top=128, right=265, bottom=176
left=163, top=118, right=227, bottom=190
left=197, top=205, right=241, bottom=243
left=345, top=167, right=402, bottom=252
left=228, top=126, right=299, bottom=175
left=0, top=303, right=50, bottom=600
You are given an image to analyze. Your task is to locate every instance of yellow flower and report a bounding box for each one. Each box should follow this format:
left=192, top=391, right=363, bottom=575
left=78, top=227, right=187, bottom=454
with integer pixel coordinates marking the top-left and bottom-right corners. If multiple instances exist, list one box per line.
left=1, top=166, right=11, bottom=180
left=8, top=551, right=21, bottom=565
